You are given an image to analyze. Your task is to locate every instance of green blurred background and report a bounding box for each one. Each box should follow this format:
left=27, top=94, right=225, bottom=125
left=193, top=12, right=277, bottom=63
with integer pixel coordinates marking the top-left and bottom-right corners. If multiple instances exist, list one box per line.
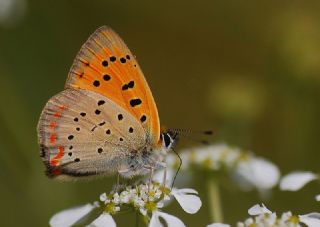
left=1, top=0, right=320, bottom=226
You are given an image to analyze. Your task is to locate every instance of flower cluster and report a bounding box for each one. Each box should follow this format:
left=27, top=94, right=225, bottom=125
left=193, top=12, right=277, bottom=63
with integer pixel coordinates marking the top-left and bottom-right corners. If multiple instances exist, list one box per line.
left=237, top=204, right=320, bottom=227
left=208, top=204, right=320, bottom=227
left=162, top=144, right=280, bottom=191
left=49, top=182, right=201, bottom=227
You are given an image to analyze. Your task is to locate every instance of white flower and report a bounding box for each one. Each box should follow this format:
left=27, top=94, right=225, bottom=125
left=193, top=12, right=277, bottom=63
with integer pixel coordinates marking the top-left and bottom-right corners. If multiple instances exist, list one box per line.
left=234, top=158, right=280, bottom=191
left=248, top=203, right=272, bottom=215
left=49, top=181, right=201, bottom=227
left=88, top=213, right=116, bottom=227
left=49, top=203, right=96, bottom=227
left=280, top=171, right=318, bottom=191
left=119, top=191, right=130, bottom=203
left=207, top=223, right=231, bottom=227
left=177, top=144, right=280, bottom=192
left=113, top=192, right=120, bottom=204
left=171, top=188, right=202, bottom=214
left=238, top=203, right=320, bottom=227
left=186, top=144, right=239, bottom=170
left=99, top=193, right=107, bottom=202
left=315, top=194, right=320, bottom=201
left=149, top=211, right=185, bottom=227
left=299, top=213, right=320, bottom=227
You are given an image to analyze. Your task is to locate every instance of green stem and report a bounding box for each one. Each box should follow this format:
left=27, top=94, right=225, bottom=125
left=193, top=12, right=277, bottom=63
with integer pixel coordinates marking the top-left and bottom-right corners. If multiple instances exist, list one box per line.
left=207, top=176, right=223, bottom=222
left=142, top=214, right=150, bottom=226
left=135, top=211, right=139, bottom=227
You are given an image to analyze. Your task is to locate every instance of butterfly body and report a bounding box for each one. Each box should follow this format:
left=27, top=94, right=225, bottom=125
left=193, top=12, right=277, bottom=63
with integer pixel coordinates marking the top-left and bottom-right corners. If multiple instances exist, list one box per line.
left=37, top=26, right=173, bottom=180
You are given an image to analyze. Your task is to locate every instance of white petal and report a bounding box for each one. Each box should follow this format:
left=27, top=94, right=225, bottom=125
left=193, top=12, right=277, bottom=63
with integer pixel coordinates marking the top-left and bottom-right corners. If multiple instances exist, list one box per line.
left=173, top=188, right=198, bottom=194
left=149, top=211, right=185, bottom=227
left=99, top=193, right=107, bottom=202
left=315, top=194, right=320, bottom=201
left=299, top=213, right=320, bottom=227
left=49, top=204, right=95, bottom=227
left=172, top=188, right=202, bottom=214
left=280, top=171, right=318, bottom=191
left=87, top=213, right=116, bottom=227
left=234, top=158, right=280, bottom=190
left=207, top=223, right=231, bottom=227
left=248, top=203, right=272, bottom=215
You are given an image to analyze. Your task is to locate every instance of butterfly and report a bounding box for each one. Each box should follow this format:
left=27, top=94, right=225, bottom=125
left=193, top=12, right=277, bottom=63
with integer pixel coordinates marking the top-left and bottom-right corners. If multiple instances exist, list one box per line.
left=37, top=26, right=176, bottom=180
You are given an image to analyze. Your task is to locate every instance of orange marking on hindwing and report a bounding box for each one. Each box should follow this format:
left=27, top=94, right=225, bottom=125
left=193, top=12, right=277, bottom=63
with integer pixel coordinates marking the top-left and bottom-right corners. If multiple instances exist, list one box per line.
left=59, top=105, right=67, bottom=110
left=49, top=122, right=57, bottom=129
left=50, top=134, right=57, bottom=143
left=51, top=169, right=61, bottom=175
left=50, top=146, right=65, bottom=166
left=53, top=112, right=61, bottom=118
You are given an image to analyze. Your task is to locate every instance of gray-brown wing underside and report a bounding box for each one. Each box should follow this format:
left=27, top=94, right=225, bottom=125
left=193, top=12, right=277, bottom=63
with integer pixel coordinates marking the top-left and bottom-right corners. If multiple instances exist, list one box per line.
left=37, top=88, right=146, bottom=180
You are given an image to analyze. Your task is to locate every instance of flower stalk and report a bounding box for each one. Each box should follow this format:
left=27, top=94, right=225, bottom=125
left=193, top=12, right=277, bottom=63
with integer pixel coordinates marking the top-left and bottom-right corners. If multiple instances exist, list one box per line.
left=207, top=175, right=223, bottom=223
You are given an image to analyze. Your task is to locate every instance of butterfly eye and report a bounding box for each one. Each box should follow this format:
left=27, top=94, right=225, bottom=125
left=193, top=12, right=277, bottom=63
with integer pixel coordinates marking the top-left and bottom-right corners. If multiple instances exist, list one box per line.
left=162, top=133, right=172, bottom=149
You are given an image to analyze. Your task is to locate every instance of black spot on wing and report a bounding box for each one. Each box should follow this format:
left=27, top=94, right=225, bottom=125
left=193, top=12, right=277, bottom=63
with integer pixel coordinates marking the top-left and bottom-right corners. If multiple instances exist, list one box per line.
left=120, top=57, right=126, bottom=63
left=122, top=81, right=135, bottom=90
left=130, top=99, right=142, bottom=107
left=118, top=114, right=123, bottom=121
left=98, top=100, right=105, bottom=106
left=93, top=80, right=100, bottom=87
left=140, top=115, right=147, bottom=122
left=103, top=74, right=111, bottom=81
left=102, top=60, right=108, bottom=67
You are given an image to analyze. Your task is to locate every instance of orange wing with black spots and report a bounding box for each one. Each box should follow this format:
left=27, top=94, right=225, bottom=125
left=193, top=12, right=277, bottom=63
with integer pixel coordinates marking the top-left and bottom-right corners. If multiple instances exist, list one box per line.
left=65, top=26, right=160, bottom=145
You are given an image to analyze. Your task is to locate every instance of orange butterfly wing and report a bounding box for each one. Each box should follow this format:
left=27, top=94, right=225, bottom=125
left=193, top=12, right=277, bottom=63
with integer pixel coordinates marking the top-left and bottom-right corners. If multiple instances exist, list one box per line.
left=65, top=26, right=160, bottom=145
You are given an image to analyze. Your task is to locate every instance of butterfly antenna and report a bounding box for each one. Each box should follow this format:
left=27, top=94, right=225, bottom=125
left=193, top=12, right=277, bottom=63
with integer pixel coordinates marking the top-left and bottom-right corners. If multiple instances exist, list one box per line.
left=171, top=147, right=182, bottom=189
left=170, top=128, right=214, bottom=145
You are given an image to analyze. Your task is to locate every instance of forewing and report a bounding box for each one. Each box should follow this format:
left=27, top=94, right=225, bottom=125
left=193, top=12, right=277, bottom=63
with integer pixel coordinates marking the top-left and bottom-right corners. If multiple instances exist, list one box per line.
left=66, top=26, right=160, bottom=145
left=37, top=88, right=145, bottom=179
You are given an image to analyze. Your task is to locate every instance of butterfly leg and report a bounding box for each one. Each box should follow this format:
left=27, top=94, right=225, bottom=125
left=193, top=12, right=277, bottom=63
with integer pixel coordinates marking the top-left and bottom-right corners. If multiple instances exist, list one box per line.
left=162, top=166, right=167, bottom=188
left=148, top=167, right=154, bottom=190
left=115, top=173, right=120, bottom=192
